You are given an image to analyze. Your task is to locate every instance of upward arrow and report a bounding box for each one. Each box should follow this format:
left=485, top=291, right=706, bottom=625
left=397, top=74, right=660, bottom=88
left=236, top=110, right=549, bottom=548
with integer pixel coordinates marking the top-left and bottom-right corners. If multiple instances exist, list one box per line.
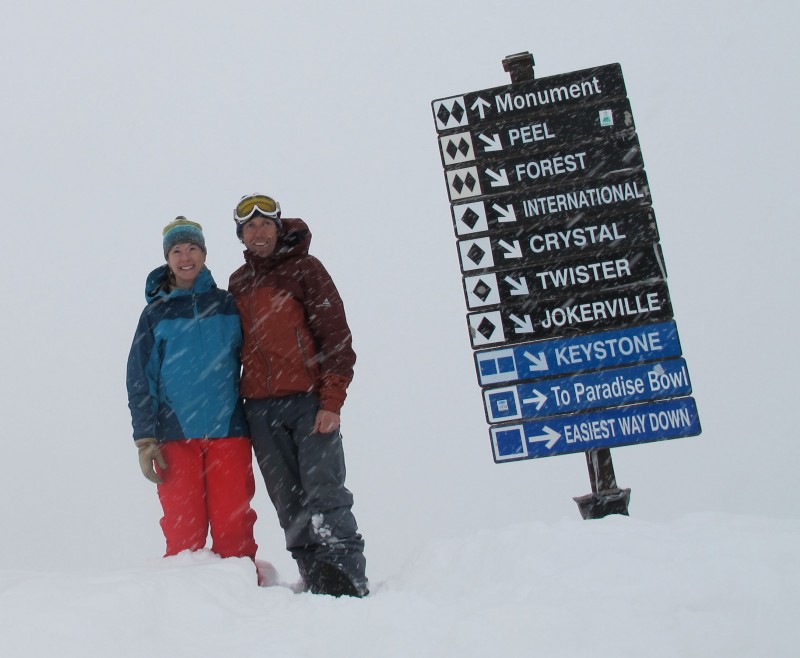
left=471, top=97, right=491, bottom=119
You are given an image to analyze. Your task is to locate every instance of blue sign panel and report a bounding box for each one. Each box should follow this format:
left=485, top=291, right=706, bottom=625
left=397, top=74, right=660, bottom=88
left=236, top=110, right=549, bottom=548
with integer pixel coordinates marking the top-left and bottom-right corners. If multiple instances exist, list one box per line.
left=474, top=321, right=683, bottom=385
left=484, top=358, right=691, bottom=422
left=490, top=396, right=701, bottom=462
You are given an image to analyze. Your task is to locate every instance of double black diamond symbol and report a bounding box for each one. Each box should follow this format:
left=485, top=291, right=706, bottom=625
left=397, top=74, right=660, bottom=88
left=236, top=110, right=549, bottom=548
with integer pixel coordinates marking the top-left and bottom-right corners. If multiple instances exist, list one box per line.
left=437, top=99, right=465, bottom=127
left=451, top=171, right=477, bottom=195
left=444, top=137, right=471, bottom=161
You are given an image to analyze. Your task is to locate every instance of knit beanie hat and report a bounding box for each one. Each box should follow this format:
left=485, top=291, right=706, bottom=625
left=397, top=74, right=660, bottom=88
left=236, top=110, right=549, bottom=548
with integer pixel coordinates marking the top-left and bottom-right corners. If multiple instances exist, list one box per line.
left=162, top=216, right=207, bottom=259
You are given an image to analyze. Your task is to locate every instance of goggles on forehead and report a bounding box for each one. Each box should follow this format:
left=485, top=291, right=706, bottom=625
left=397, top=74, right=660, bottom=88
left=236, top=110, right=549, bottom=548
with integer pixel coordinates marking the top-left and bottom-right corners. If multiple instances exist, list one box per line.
left=234, top=194, right=281, bottom=224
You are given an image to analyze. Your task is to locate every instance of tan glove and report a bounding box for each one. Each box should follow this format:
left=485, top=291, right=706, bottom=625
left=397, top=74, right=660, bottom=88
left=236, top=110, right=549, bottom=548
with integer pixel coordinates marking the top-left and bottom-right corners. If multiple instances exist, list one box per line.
left=135, top=438, right=167, bottom=484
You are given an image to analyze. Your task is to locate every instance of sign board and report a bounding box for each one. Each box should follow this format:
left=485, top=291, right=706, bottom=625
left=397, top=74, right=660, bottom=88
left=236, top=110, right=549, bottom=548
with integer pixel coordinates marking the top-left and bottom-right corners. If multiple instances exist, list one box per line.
left=467, top=280, right=673, bottom=347
left=431, top=60, right=700, bottom=466
left=451, top=170, right=652, bottom=237
left=462, top=244, right=666, bottom=309
left=483, top=358, right=691, bottom=422
left=445, top=133, right=643, bottom=201
left=490, top=396, right=701, bottom=461
left=456, top=206, right=659, bottom=272
left=438, top=97, right=635, bottom=167
left=432, top=63, right=627, bottom=132
left=474, top=321, right=683, bottom=385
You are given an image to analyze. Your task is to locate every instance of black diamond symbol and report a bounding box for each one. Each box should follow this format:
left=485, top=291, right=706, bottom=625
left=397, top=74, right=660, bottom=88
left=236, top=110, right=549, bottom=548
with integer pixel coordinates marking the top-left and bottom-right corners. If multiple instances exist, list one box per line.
left=461, top=208, right=480, bottom=229
left=452, top=175, right=465, bottom=194
left=464, top=173, right=477, bottom=191
left=437, top=104, right=452, bottom=126
left=472, top=280, right=492, bottom=302
left=450, top=101, right=465, bottom=123
left=445, top=140, right=459, bottom=159
left=477, top=317, right=496, bottom=340
left=457, top=138, right=470, bottom=156
left=466, top=243, right=486, bottom=265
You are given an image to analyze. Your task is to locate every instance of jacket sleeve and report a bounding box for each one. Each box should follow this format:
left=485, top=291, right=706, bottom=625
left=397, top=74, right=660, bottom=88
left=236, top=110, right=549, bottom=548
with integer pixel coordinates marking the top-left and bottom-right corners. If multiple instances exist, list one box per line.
left=126, top=308, right=161, bottom=440
left=300, top=256, right=356, bottom=414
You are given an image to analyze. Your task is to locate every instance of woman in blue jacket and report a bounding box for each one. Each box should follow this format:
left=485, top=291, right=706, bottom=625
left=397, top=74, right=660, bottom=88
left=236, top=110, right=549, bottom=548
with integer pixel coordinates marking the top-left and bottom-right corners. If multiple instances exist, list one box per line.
left=126, top=217, right=257, bottom=561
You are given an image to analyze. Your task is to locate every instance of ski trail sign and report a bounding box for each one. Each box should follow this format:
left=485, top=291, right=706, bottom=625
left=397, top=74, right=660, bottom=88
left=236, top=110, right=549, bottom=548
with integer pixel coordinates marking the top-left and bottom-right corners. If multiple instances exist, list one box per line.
left=474, top=321, right=683, bottom=385
left=490, top=397, right=701, bottom=461
left=431, top=58, right=700, bottom=463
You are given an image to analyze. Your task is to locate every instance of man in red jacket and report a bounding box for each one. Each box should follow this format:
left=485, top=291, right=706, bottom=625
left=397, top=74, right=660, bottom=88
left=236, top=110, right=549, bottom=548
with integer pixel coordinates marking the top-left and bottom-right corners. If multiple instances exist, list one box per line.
left=228, top=193, right=367, bottom=597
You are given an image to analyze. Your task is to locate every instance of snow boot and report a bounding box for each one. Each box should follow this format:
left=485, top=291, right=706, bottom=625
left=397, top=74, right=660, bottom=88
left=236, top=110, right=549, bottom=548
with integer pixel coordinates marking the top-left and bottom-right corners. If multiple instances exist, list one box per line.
left=306, top=561, right=368, bottom=598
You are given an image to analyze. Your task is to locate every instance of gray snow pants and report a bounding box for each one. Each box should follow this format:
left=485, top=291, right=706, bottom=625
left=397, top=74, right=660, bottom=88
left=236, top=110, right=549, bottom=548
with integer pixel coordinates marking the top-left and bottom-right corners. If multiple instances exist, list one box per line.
left=244, top=393, right=366, bottom=586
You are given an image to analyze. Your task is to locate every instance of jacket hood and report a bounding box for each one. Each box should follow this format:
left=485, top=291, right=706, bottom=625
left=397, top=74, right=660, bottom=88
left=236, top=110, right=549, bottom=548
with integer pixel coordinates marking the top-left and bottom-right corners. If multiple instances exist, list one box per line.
left=144, top=264, right=216, bottom=303
left=243, top=217, right=311, bottom=266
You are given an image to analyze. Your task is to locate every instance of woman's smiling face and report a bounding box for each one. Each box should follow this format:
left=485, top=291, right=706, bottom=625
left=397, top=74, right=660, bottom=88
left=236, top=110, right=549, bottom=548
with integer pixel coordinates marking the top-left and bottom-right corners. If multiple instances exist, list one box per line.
left=166, top=242, right=206, bottom=289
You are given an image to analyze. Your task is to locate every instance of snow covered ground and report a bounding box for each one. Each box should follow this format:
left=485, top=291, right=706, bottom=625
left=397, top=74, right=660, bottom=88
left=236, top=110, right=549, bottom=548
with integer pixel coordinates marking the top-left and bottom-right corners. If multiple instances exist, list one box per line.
left=1, top=513, right=796, bottom=657
left=1, top=1, right=798, bottom=656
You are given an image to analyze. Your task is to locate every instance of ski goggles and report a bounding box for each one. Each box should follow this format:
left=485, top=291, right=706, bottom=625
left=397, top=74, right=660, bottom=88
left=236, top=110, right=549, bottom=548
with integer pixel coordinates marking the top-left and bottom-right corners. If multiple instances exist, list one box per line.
left=234, top=194, right=281, bottom=224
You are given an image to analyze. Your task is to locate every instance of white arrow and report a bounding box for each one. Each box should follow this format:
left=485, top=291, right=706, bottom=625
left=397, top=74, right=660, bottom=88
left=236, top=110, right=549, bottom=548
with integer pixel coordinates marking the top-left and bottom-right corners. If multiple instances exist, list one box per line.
left=528, top=426, right=561, bottom=450
left=504, top=275, right=529, bottom=296
left=522, top=389, right=548, bottom=411
left=485, top=168, right=509, bottom=188
left=498, top=240, right=522, bottom=259
left=509, top=313, right=534, bottom=334
left=492, top=203, right=517, bottom=223
left=523, top=350, right=549, bottom=373
left=477, top=132, right=503, bottom=152
left=471, top=97, right=491, bottom=119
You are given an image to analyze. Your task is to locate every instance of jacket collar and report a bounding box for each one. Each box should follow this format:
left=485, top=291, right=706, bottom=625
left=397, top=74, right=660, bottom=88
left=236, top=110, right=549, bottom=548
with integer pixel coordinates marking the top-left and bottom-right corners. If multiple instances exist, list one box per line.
left=243, top=216, right=312, bottom=270
left=144, top=265, right=215, bottom=303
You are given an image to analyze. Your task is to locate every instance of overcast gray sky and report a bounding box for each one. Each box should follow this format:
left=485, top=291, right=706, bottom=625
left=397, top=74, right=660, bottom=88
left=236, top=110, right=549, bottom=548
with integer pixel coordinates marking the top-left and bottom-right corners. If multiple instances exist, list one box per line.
left=0, top=0, right=796, bottom=578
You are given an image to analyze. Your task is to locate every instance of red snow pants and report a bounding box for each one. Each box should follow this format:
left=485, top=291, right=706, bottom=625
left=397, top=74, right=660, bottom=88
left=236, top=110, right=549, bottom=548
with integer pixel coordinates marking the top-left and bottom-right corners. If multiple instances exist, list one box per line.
left=155, top=438, right=258, bottom=560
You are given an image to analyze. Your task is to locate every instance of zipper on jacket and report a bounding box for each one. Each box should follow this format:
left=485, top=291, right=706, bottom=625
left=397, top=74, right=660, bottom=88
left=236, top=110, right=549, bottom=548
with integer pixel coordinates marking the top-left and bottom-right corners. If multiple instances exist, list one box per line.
left=296, top=329, right=316, bottom=383
left=192, top=291, right=211, bottom=433
left=247, top=287, right=275, bottom=395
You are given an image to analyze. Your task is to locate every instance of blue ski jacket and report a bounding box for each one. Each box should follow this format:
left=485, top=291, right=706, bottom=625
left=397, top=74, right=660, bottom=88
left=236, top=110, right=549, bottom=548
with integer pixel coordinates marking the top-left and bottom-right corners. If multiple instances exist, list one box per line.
left=126, top=265, right=249, bottom=442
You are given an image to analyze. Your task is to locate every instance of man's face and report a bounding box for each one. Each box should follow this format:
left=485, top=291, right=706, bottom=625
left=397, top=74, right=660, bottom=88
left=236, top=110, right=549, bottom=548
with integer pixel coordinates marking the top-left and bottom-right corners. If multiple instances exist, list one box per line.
left=241, top=216, right=279, bottom=257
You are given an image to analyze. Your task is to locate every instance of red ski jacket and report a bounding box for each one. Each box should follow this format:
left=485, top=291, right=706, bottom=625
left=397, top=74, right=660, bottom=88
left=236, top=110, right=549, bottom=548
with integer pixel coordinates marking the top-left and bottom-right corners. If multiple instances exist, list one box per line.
left=228, top=218, right=355, bottom=414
